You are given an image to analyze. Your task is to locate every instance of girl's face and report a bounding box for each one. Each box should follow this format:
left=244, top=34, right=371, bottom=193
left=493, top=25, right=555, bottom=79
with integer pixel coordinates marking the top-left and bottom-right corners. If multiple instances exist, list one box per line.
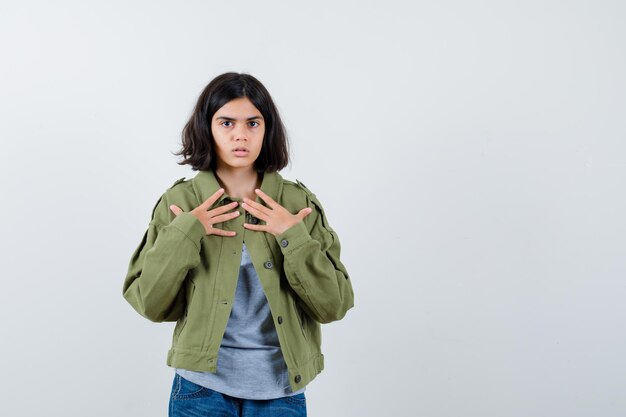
left=211, top=97, right=265, bottom=172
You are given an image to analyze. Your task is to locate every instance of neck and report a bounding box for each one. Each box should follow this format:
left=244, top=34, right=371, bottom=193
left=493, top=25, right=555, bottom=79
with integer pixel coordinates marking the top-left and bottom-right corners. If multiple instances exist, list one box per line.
left=214, top=165, right=262, bottom=200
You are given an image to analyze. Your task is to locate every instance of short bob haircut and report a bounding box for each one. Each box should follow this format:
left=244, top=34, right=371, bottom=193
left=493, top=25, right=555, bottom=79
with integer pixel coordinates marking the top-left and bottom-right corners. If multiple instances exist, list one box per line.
left=175, top=72, right=290, bottom=172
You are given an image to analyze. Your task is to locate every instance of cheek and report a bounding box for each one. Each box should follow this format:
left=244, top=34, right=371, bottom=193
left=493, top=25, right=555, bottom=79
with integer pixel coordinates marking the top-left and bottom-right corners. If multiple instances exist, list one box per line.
left=211, top=132, right=227, bottom=150
left=255, top=138, right=265, bottom=154
left=255, top=129, right=266, bottom=151
left=213, top=141, right=229, bottom=158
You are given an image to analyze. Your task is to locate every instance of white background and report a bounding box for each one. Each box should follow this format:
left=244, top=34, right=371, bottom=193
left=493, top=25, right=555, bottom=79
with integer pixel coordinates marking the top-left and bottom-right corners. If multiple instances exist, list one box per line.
left=1, top=1, right=625, bottom=416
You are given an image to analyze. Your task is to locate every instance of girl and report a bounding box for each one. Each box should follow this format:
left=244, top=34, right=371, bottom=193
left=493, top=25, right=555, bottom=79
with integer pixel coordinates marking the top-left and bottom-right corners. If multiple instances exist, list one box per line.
left=122, top=72, right=354, bottom=417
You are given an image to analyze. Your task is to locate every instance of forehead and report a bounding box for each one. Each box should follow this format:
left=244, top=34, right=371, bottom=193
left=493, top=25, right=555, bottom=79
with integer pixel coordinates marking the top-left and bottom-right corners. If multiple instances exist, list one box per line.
left=213, top=97, right=262, bottom=118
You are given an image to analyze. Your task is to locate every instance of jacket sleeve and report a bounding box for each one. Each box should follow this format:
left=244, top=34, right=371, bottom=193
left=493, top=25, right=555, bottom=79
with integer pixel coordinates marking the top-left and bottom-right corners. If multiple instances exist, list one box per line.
left=122, top=192, right=206, bottom=322
left=275, top=191, right=354, bottom=324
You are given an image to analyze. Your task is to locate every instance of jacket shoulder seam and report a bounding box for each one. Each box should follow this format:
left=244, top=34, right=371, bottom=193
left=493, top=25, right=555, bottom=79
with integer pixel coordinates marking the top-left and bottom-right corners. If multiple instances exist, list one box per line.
left=168, top=177, right=189, bottom=190
left=282, top=178, right=314, bottom=197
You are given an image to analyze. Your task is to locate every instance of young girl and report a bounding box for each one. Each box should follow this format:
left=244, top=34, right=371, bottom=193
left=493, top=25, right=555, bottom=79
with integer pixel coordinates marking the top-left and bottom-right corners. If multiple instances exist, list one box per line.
left=122, top=72, right=354, bottom=416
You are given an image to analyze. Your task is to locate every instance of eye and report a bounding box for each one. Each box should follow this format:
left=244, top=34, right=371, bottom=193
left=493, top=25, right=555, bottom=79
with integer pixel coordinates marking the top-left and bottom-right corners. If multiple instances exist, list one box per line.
left=249, top=121, right=260, bottom=127
left=221, top=121, right=233, bottom=127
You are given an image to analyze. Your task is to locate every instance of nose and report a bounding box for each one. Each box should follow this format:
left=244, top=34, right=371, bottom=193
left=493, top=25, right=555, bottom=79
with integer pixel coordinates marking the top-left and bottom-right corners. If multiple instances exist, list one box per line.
left=233, top=124, right=248, bottom=141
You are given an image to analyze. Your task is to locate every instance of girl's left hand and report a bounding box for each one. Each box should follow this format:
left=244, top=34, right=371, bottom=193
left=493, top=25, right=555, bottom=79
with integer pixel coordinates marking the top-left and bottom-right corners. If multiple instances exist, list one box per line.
left=242, top=189, right=313, bottom=236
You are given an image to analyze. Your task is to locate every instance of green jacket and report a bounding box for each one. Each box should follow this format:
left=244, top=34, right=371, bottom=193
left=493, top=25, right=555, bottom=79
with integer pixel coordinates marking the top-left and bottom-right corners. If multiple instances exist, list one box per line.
left=122, top=169, right=354, bottom=392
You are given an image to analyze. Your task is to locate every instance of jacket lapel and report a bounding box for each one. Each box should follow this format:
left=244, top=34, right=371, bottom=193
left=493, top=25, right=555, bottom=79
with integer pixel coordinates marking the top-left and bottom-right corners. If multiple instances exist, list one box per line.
left=191, top=169, right=283, bottom=208
left=190, top=169, right=285, bottom=293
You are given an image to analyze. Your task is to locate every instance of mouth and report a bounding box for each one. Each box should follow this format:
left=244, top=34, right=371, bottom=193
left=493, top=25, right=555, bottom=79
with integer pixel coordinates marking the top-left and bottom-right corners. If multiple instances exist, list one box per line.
left=232, top=148, right=249, bottom=157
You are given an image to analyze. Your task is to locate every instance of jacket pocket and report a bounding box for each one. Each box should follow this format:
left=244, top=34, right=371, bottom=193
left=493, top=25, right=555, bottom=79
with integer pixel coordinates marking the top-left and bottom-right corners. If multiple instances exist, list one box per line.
left=292, top=296, right=307, bottom=341
left=174, top=280, right=195, bottom=339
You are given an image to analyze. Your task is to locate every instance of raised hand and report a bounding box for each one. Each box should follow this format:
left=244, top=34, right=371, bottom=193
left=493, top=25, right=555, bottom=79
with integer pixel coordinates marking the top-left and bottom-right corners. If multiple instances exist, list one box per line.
left=241, top=189, right=313, bottom=236
left=169, top=188, right=239, bottom=237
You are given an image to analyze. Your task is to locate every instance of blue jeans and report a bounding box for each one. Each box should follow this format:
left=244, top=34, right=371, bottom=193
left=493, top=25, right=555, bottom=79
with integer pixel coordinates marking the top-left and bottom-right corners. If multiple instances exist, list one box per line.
left=169, top=373, right=307, bottom=417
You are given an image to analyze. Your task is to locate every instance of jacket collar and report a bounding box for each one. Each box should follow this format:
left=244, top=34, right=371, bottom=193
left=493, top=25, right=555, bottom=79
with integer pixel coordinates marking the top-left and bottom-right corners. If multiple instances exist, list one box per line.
left=191, top=169, right=283, bottom=207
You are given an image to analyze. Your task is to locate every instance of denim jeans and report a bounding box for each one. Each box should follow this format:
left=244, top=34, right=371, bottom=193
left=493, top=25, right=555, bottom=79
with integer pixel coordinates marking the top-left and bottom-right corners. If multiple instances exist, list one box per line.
left=169, top=373, right=307, bottom=417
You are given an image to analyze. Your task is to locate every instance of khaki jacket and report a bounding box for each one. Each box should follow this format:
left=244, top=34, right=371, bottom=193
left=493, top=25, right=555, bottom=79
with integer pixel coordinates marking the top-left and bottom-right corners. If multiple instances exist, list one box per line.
left=122, top=169, right=354, bottom=392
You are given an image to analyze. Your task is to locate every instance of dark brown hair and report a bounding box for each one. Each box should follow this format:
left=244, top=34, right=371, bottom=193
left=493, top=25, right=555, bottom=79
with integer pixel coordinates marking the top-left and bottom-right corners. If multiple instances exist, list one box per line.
left=174, top=72, right=290, bottom=172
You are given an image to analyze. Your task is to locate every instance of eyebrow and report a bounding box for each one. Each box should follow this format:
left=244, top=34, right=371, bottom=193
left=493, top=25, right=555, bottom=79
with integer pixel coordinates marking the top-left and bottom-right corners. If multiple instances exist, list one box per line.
left=215, top=115, right=263, bottom=121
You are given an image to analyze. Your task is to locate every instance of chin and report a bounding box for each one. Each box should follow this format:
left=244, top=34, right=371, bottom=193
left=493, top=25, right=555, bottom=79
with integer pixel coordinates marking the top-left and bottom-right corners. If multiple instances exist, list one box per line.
left=224, top=161, right=256, bottom=170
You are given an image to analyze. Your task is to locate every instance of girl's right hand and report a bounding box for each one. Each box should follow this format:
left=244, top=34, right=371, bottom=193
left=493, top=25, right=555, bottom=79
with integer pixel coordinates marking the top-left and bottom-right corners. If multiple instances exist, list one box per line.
left=169, top=188, right=239, bottom=237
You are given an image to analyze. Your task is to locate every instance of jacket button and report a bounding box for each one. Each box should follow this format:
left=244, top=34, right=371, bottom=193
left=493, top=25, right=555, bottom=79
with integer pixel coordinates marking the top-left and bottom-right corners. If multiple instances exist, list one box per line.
left=264, top=261, right=273, bottom=269
left=277, top=316, right=283, bottom=324
left=295, top=375, right=301, bottom=383
left=280, top=239, right=289, bottom=248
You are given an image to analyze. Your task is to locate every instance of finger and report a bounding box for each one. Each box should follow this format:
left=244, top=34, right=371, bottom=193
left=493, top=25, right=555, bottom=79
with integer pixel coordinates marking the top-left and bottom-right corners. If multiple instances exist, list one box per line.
left=243, top=223, right=267, bottom=232
left=211, top=210, right=241, bottom=224
left=210, top=228, right=237, bottom=237
left=200, top=188, right=225, bottom=209
left=254, top=189, right=279, bottom=209
left=208, top=201, right=239, bottom=216
left=169, top=204, right=183, bottom=215
left=241, top=201, right=270, bottom=221
left=241, top=198, right=272, bottom=217
left=297, top=207, right=313, bottom=219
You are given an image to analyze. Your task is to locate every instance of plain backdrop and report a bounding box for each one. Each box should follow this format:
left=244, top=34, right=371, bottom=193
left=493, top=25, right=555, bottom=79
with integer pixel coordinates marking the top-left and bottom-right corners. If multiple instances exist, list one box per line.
left=1, top=1, right=625, bottom=416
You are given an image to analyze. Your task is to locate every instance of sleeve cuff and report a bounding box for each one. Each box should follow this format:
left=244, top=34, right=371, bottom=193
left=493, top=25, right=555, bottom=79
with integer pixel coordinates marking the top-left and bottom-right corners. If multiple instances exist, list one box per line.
left=275, top=221, right=312, bottom=255
left=167, top=212, right=206, bottom=250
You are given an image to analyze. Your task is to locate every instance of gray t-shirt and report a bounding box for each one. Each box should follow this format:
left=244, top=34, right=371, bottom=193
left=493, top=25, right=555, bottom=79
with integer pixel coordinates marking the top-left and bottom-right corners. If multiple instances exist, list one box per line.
left=175, top=243, right=306, bottom=400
